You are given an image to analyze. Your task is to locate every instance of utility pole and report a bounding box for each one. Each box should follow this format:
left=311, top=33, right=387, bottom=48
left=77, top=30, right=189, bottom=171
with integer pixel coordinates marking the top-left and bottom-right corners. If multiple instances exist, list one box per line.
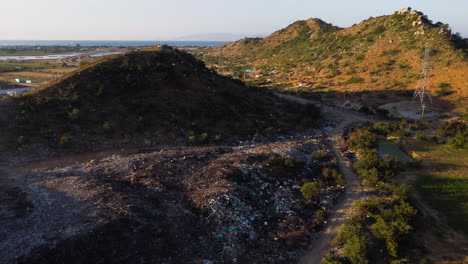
left=413, top=46, right=433, bottom=116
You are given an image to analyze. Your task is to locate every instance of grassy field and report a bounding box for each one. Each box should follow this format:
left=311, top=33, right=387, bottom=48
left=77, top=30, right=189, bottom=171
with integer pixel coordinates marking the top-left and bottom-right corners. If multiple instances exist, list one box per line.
left=0, top=56, right=105, bottom=89
left=405, top=139, right=468, bottom=235
left=0, top=60, right=75, bottom=89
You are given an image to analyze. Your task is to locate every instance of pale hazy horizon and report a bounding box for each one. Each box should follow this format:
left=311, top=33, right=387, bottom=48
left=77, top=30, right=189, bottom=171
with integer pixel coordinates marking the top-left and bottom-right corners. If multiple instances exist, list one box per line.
left=1, top=0, right=467, bottom=41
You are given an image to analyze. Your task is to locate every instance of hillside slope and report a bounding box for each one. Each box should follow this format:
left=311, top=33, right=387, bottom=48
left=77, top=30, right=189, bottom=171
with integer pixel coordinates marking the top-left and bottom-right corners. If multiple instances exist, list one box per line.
left=0, top=46, right=318, bottom=154
left=198, top=8, right=468, bottom=112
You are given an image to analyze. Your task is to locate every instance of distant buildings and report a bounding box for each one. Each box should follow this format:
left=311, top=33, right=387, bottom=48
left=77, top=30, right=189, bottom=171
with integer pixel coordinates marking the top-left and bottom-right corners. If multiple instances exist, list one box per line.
left=14, top=78, right=32, bottom=84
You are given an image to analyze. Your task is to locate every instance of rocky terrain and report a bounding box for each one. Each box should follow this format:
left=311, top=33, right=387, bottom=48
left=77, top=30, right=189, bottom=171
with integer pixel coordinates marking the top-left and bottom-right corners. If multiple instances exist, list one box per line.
left=198, top=8, right=468, bottom=114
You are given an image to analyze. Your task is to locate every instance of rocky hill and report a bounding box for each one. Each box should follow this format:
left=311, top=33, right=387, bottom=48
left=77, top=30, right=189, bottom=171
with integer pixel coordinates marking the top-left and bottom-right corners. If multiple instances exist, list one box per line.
left=0, top=46, right=318, bottom=157
left=198, top=8, right=468, bottom=113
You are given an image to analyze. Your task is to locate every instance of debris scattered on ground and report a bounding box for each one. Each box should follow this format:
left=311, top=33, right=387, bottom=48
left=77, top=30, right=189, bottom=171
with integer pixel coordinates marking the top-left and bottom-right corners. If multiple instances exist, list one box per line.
left=1, top=132, right=346, bottom=263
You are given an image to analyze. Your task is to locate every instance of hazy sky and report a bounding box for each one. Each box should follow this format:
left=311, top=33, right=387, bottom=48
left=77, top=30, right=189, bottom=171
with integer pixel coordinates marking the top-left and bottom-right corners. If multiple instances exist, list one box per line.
left=0, top=0, right=466, bottom=40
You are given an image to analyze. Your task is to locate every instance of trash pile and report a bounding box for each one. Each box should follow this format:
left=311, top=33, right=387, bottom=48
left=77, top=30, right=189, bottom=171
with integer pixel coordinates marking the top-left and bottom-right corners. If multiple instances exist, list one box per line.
left=189, top=139, right=343, bottom=262
left=3, top=137, right=346, bottom=264
left=204, top=194, right=261, bottom=252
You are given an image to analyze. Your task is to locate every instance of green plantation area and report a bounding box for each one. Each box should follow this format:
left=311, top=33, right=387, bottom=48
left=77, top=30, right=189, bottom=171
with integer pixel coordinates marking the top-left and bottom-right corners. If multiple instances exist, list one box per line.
left=407, top=139, right=468, bottom=235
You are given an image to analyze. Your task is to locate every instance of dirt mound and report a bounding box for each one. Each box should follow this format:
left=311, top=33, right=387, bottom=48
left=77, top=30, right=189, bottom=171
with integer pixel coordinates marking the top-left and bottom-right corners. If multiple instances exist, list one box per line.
left=0, top=46, right=319, bottom=155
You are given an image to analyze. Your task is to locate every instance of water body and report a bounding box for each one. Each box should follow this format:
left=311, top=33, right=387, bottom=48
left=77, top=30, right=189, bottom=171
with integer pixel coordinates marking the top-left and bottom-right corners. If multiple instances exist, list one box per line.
left=377, top=139, right=412, bottom=163
left=0, top=87, right=34, bottom=95
left=89, top=51, right=123, bottom=57
left=0, top=51, right=126, bottom=61
left=0, top=40, right=227, bottom=47
left=0, top=53, right=83, bottom=61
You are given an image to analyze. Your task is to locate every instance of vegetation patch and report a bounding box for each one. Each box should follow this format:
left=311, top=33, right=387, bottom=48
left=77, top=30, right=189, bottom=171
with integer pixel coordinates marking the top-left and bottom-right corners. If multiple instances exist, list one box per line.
left=324, top=122, right=418, bottom=263
left=405, top=139, right=468, bottom=235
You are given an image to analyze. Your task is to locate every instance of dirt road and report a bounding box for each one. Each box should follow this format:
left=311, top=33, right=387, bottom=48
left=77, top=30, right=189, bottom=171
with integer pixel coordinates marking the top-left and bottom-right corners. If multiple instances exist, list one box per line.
left=275, top=93, right=374, bottom=264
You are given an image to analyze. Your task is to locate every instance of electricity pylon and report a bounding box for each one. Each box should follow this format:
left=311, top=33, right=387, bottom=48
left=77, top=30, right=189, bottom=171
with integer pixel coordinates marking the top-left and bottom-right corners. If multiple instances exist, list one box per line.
left=413, top=46, right=433, bottom=116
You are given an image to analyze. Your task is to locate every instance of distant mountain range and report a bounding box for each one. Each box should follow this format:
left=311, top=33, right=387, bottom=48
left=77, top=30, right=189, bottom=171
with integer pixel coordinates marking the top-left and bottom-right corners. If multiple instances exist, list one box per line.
left=175, top=33, right=266, bottom=42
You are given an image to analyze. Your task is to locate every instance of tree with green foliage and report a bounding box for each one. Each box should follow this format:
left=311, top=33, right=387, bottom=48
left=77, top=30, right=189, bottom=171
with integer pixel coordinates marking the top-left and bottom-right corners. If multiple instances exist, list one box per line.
left=347, top=129, right=377, bottom=152
left=448, top=133, right=467, bottom=149
left=342, top=232, right=369, bottom=264
left=353, top=150, right=381, bottom=172
left=301, top=182, right=320, bottom=201
left=322, top=167, right=346, bottom=186
left=67, top=108, right=80, bottom=120
left=437, top=119, right=467, bottom=137
left=370, top=201, right=416, bottom=257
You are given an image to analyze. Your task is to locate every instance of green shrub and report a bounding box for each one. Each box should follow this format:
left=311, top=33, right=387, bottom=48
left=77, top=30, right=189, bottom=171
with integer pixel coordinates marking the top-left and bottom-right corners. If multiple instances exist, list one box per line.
left=96, top=85, right=105, bottom=96
left=359, top=167, right=380, bottom=187
left=322, top=255, right=342, bottom=264
left=437, top=119, right=466, bottom=136
left=347, top=129, right=377, bottom=152
left=283, top=157, right=296, bottom=167
left=67, top=108, right=80, bottom=120
left=301, top=182, right=320, bottom=201
left=435, top=82, right=453, bottom=96
left=188, top=135, right=197, bottom=143
left=311, top=147, right=328, bottom=159
left=390, top=259, right=409, bottom=264
left=264, top=156, right=297, bottom=168
left=344, top=76, right=365, bottom=84
left=214, top=134, right=222, bottom=142
left=200, top=132, right=209, bottom=143
left=448, top=133, right=467, bottom=149
left=59, top=135, right=71, bottom=145
left=323, top=168, right=346, bottom=186
left=354, top=150, right=401, bottom=183
left=392, top=129, right=410, bottom=138
left=342, top=233, right=369, bottom=264
left=102, top=121, right=112, bottom=130
left=415, top=118, right=431, bottom=130
left=356, top=54, right=365, bottom=61
left=415, top=131, right=427, bottom=140
left=381, top=49, right=401, bottom=56
left=370, top=200, right=416, bottom=257
left=353, top=150, right=380, bottom=171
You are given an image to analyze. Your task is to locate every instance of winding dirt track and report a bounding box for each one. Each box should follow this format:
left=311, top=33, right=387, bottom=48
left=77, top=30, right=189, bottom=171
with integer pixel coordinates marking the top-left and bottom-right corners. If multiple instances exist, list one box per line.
left=275, top=93, right=374, bottom=264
